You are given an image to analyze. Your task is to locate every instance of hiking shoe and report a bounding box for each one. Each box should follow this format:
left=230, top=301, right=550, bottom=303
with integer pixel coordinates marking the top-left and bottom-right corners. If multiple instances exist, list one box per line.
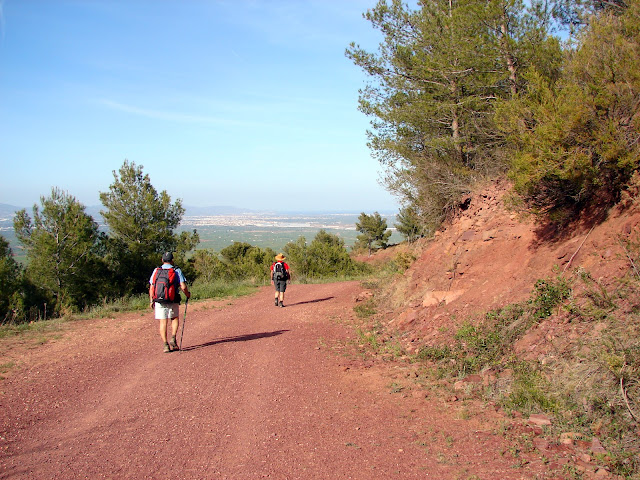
left=274, top=298, right=279, bottom=307
left=279, top=301, right=285, bottom=308
left=163, top=343, right=171, bottom=353
left=169, top=338, right=179, bottom=351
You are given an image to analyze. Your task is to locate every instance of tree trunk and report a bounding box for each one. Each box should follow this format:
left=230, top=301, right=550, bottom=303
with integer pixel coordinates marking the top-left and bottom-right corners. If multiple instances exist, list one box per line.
left=500, top=11, right=518, bottom=96
left=450, top=79, right=464, bottom=163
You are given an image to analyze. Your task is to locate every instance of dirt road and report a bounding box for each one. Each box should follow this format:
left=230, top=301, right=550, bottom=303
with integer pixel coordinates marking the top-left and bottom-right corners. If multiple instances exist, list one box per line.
left=1, top=282, right=550, bottom=479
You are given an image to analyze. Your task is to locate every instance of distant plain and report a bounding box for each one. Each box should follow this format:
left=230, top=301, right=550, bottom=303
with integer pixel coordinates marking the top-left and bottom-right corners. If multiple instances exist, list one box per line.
left=0, top=210, right=400, bottom=261
left=181, top=213, right=400, bottom=252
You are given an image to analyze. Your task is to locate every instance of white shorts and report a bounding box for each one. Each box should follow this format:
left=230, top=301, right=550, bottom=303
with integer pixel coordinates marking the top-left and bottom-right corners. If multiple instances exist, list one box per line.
left=154, top=302, right=179, bottom=320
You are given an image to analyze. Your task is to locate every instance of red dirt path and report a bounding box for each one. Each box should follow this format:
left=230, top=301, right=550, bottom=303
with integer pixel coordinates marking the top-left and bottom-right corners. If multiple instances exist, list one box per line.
left=1, top=282, right=556, bottom=479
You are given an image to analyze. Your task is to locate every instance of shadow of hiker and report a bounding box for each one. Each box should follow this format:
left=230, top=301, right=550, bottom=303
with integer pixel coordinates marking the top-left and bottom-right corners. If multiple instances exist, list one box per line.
left=286, top=296, right=334, bottom=306
left=182, top=330, right=289, bottom=352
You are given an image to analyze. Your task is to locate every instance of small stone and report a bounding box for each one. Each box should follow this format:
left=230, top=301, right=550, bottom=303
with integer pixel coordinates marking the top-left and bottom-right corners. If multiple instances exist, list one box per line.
left=532, top=437, right=549, bottom=450
left=591, top=438, right=607, bottom=454
left=528, top=413, right=552, bottom=426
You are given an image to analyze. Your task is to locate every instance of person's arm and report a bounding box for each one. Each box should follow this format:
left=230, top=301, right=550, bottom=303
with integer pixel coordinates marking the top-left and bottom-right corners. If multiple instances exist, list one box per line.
left=149, top=284, right=155, bottom=309
left=180, top=281, right=191, bottom=299
left=176, top=268, right=191, bottom=299
left=149, top=268, right=157, bottom=309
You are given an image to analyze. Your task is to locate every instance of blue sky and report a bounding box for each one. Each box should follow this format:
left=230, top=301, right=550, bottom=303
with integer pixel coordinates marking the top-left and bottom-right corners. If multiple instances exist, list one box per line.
left=0, top=0, right=400, bottom=213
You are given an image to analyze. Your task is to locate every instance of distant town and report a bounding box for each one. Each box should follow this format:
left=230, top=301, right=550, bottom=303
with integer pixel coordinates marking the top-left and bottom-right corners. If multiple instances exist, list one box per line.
left=0, top=204, right=400, bottom=257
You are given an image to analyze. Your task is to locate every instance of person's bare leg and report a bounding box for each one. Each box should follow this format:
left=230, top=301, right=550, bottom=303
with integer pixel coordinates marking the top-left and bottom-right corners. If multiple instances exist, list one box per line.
left=159, top=318, right=168, bottom=343
left=168, top=317, right=180, bottom=350
left=171, top=317, right=179, bottom=338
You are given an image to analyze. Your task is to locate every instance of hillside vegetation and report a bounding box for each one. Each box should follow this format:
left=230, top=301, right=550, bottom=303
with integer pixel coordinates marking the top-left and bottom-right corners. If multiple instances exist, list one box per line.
left=348, top=0, right=639, bottom=232
left=345, top=3, right=640, bottom=474
left=355, top=177, right=640, bottom=478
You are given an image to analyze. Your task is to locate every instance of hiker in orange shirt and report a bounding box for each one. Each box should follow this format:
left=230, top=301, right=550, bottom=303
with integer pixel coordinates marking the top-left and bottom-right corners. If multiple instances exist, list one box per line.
left=270, top=253, right=291, bottom=308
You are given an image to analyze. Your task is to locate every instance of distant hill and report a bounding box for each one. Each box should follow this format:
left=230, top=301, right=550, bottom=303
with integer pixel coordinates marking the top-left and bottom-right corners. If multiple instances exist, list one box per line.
left=184, top=205, right=256, bottom=216
left=0, top=204, right=24, bottom=218
left=66, top=205, right=256, bottom=219
left=0, top=203, right=255, bottom=219
left=1, top=203, right=396, bottom=218
left=0, top=204, right=105, bottom=224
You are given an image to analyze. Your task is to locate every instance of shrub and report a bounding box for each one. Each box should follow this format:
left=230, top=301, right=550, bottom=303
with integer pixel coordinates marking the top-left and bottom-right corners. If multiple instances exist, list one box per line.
left=284, top=230, right=370, bottom=280
left=416, top=275, right=572, bottom=376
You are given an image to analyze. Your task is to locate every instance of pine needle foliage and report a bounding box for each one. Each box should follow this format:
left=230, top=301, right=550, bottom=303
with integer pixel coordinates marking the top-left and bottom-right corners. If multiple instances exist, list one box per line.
left=13, top=188, right=103, bottom=313
left=497, top=0, right=640, bottom=217
left=347, top=0, right=562, bottom=227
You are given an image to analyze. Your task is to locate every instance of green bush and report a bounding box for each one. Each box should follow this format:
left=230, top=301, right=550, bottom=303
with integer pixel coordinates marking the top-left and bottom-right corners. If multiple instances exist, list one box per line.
left=219, top=242, right=275, bottom=282
left=284, top=230, right=370, bottom=280
left=530, top=276, right=572, bottom=319
left=503, top=363, right=560, bottom=415
left=499, top=3, right=640, bottom=216
left=0, top=236, right=22, bottom=323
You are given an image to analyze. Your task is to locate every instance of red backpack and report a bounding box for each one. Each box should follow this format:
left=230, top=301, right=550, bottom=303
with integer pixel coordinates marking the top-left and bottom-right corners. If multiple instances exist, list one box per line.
left=152, top=267, right=179, bottom=303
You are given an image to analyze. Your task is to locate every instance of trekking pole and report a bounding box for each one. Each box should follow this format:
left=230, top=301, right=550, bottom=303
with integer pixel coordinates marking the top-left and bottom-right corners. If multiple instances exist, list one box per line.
left=179, top=298, right=189, bottom=353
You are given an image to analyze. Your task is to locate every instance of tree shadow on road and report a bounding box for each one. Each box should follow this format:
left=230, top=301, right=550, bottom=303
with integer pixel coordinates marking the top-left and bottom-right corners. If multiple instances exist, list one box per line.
left=182, top=330, right=289, bottom=352
left=286, top=296, right=334, bottom=306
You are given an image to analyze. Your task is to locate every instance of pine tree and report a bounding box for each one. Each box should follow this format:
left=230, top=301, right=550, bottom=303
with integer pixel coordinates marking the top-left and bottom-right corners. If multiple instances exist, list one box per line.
left=356, top=212, right=392, bottom=256
left=13, top=188, right=102, bottom=312
left=99, top=160, right=199, bottom=293
left=497, top=0, right=640, bottom=215
left=395, top=205, right=424, bottom=243
left=0, top=235, right=23, bottom=322
left=347, top=0, right=561, bottom=227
